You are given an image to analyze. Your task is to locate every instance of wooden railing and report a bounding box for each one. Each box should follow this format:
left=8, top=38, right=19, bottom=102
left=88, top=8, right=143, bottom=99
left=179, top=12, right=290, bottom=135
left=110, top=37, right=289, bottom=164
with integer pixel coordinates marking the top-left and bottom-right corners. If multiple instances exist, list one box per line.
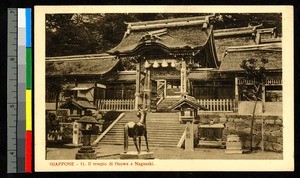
left=265, top=77, right=282, bottom=85
left=198, top=99, right=235, bottom=112
left=96, top=99, right=135, bottom=111
left=237, top=77, right=282, bottom=86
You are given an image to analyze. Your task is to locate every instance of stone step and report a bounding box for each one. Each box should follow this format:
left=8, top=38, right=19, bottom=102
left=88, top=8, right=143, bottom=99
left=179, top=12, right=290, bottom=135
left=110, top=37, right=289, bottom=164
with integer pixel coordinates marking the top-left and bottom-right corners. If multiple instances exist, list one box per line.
left=106, top=131, right=183, bottom=135
left=112, top=127, right=182, bottom=130
left=100, top=141, right=178, bottom=145
left=102, top=135, right=182, bottom=140
left=109, top=127, right=184, bottom=132
left=106, top=133, right=182, bottom=137
left=101, top=136, right=181, bottom=141
left=148, top=113, right=178, bottom=116
left=104, top=135, right=182, bottom=139
left=100, top=140, right=178, bottom=145
left=225, top=150, right=243, bottom=154
left=117, top=123, right=181, bottom=126
left=99, top=111, right=185, bottom=148
left=100, top=142, right=177, bottom=147
left=103, top=136, right=182, bottom=140
left=111, top=126, right=183, bottom=129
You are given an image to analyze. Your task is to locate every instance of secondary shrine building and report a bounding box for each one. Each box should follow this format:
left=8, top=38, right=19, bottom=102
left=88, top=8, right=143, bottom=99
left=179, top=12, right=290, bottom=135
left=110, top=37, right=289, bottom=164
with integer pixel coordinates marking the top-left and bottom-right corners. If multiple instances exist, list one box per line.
left=46, top=16, right=282, bottom=116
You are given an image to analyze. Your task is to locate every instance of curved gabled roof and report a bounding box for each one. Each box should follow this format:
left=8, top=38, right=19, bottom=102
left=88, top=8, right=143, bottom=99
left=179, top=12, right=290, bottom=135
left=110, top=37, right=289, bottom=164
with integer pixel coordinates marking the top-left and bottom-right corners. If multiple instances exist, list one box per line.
left=108, top=16, right=213, bottom=55
left=170, top=95, right=207, bottom=111
left=60, top=98, right=97, bottom=110
left=46, top=53, right=119, bottom=76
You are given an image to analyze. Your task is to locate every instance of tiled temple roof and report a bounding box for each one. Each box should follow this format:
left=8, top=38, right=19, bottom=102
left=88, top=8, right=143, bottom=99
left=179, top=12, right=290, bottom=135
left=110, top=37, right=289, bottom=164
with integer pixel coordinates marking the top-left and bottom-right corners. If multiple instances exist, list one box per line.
left=103, top=71, right=138, bottom=83
left=213, top=25, right=278, bottom=61
left=108, top=16, right=213, bottom=55
left=170, top=95, right=207, bottom=110
left=219, top=43, right=282, bottom=71
left=46, top=53, right=119, bottom=76
left=60, top=98, right=97, bottom=109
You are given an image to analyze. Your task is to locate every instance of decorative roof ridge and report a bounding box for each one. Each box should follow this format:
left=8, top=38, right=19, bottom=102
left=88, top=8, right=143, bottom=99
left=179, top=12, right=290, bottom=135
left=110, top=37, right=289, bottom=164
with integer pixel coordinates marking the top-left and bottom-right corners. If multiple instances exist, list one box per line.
left=117, top=70, right=136, bottom=74
left=126, top=15, right=212, bottom=31
left=125, top=15, right=212, bottom=27
left=224, top=43, right=282, bottom=53
left=214, top=24, right=263, bottom=33
left=257, top=27, right=276, bottom=33
left=214, top=24, right=263, bottom=37
left=147, top=28, right=168, bottom=36
left=169, top=94, right=207, bottom=110
left=260, top=38, right=282, bottom=44
left=46, top=53, right=115, bottom=61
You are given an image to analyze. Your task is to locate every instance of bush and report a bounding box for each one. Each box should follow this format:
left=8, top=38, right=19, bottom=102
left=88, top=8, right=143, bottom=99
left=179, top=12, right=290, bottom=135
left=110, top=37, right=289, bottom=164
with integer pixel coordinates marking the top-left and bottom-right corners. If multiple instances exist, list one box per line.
left=101, top=111, right=122, bottom=131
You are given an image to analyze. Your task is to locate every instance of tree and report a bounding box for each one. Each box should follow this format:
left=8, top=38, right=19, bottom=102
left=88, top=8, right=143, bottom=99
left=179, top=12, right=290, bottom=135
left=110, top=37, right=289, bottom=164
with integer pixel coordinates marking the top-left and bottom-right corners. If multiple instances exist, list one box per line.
left=46, top=13, right=282, bottom=57
left=240, top=58, right=268, bottom=152
left=46, top=14, right=102, bottom=56
left=46, top=77, right=70, bottom=110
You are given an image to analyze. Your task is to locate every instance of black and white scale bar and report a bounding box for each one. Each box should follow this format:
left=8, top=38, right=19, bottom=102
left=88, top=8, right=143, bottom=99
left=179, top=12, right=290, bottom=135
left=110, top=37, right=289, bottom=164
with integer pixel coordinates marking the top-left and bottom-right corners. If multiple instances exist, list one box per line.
left=7, top=8, right=18, bottom=173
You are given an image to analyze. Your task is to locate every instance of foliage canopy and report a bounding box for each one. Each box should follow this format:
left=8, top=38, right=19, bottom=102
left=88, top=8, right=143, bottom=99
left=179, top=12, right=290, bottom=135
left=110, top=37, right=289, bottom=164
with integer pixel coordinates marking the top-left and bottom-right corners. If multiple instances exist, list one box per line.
left=46, top=13, right=282, bottom=57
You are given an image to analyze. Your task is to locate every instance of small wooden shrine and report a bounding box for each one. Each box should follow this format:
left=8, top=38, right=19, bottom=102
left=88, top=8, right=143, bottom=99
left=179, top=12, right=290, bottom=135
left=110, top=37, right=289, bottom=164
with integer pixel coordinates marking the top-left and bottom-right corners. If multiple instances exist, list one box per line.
left=170, top=94, right=206, bottom=150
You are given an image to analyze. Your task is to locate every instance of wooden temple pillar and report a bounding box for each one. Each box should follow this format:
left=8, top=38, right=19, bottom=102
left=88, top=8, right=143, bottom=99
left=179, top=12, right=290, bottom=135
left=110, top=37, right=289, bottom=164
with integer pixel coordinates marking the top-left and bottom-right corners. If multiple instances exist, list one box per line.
left=234, top=77, right=239, bottom=113
left=135, top=62, right=141, bottom=110
left=262, top=82, right=266, bottom=113
left=180, top=60, right=188, bottom=95
left=144, top=68, right=151, bottom=109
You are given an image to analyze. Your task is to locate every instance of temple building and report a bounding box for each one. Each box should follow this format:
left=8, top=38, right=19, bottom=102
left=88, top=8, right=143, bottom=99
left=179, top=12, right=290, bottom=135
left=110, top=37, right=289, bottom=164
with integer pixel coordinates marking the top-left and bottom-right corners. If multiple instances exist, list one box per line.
left=46, top=15, right=282, bottom=116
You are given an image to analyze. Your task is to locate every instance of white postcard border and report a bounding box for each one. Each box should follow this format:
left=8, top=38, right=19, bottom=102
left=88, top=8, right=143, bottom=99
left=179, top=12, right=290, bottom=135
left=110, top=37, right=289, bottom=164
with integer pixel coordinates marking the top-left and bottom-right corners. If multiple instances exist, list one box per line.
left=34, top=5, right=294, bottom=172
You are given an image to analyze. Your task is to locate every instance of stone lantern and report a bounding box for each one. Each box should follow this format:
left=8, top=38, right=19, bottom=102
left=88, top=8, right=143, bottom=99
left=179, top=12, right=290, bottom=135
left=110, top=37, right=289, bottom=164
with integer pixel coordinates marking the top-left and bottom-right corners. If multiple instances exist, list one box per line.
left=75, top=116, right=98, bottom=159
left=170, top=95, right=206, bottom=150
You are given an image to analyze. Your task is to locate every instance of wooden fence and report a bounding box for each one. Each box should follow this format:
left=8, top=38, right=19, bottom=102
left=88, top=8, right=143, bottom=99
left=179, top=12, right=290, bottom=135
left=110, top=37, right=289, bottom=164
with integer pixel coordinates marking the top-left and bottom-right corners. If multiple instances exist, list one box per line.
left=96, top=99, right=234, bottom=112
left=96, top=99, right=135, bottom=111
left=198, top=99, right=235, bottom=112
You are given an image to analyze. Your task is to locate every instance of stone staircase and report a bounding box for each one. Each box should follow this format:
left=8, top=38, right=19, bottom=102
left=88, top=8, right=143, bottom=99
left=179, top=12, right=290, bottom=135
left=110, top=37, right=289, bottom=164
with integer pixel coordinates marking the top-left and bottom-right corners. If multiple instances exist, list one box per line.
left=99, top=112, right=185, bottom=147
left=156, top=98, right=180, bottom=112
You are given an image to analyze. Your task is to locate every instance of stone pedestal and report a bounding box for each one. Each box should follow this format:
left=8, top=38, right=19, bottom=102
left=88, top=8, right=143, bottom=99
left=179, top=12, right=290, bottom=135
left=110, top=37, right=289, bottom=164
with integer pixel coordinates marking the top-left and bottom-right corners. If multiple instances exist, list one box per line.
left=225, top=135, right=243, bottom=154
left=120, top=151, right=155, bottom=159
left=75, top=130, right=97, bottom=159
left=198, top=123, right=225, bottom=148
left=76, top=146, right=97, bottom=159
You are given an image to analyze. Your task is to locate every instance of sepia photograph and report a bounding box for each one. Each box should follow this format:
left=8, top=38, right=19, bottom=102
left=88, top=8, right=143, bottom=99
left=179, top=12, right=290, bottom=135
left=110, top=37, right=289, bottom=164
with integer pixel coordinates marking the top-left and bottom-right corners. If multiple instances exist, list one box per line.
left=34, top=6, right=294, bottom=171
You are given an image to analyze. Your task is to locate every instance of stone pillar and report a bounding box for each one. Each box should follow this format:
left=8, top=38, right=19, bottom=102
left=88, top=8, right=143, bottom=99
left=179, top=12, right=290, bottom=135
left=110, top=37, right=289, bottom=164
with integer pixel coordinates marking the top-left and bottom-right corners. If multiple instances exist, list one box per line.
left=72, top=121, right=81, bottom=146
left=185, top=121, right=194, bottom=150
left=262, top=82, right=266, bottom=113
left=135, top=62, right=141, bottom=110
left=234, top=77, right=239, bottom=113
left=261, top=118, right=265, bottom=152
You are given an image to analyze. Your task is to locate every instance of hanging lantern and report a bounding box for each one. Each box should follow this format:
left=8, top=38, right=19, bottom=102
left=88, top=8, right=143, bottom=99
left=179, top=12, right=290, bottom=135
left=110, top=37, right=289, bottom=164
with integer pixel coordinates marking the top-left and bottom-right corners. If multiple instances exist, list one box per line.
left=161, top=59, right=168, bottom=68
left=153, top=60, right=160, bottom=68
left=171, top=60, right=176, bottom=68
left=144, top=60, right=151, bottom=68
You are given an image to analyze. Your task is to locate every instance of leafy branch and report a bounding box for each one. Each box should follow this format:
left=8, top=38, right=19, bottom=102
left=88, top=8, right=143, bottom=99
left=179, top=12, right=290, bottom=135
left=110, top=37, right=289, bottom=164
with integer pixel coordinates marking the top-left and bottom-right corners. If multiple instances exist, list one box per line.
left=239, top=58, right=268, bottom=152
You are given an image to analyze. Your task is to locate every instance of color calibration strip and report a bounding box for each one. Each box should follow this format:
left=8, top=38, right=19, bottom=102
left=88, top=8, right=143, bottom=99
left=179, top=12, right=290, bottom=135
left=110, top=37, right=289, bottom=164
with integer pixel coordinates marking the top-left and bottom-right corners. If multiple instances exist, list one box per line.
left=7, top=8, right=32, bottom=173
left=25, top=8, right=32, bottom=173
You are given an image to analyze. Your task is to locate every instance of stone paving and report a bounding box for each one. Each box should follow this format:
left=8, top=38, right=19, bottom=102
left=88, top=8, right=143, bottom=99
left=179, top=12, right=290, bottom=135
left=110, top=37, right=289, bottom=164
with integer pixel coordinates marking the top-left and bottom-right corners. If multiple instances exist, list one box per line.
left=46, top=144, right=283, bottom=160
